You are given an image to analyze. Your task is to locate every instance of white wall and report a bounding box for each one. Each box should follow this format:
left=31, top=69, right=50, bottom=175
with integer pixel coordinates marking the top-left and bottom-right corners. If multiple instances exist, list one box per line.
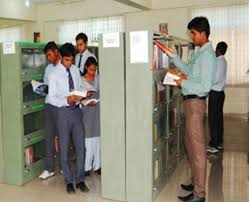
left=125, top=8, right=190, bottom=38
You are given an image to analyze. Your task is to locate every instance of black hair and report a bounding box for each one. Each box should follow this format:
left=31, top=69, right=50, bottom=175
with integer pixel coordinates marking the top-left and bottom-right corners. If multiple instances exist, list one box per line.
left=75, top=33, right=88, bottom=43
left=82, top=56, right=98, bottom=76
left=188, top=17, right=210, bottom=38
left=216, top=41, right=228, bottom=55
left=44, top=41, right=58, bottom=53
left=59, top=43, right=75, bottom=58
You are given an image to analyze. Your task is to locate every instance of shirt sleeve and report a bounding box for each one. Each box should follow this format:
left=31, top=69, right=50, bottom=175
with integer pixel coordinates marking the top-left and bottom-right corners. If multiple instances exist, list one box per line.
left=172, top=55, right=191, bottom=74
left=47, top=72, right=68, bottom=107
left=43, top=66, right=49, bottom=84
left=181, top=51, right=217, bottom=95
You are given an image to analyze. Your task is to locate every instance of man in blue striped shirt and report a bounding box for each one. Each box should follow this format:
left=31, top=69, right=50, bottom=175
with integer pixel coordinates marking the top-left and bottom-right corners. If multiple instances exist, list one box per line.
left=164, top=17, right=217, bottom=202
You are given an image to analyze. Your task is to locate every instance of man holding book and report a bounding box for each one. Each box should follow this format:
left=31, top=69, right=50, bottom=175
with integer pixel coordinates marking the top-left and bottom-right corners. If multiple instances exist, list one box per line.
left=163, top=17, right=217, bottom=202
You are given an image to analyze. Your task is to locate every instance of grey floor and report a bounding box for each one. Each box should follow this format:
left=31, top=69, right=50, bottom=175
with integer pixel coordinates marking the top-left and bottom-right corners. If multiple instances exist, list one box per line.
left=0, top=117, right=248, bottom=202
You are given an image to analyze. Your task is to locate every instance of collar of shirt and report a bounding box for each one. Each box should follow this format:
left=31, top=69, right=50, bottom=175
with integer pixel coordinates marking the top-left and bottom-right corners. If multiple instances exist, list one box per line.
left=57, top=63, right=74, bottom=74
left=198, top=41, right=213, bottom=53
left=79, top=49, right=90, bottom=57
left=217, top=55, right=225, bottom=60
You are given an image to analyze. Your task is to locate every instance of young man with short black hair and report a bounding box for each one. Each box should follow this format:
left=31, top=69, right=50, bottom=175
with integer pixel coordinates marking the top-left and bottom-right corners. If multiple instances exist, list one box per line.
left=207, top=42, right=228, bottom=153
left=47, top=43, right=91, bottom=194
left=163, top=17, right=217, bottom=202
left=39, top=41, right=61, bottom=180
left=75, top=33, right=97, bottom=76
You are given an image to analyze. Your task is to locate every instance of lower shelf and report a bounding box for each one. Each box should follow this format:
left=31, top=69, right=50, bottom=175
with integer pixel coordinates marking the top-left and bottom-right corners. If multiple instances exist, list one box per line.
left=23, top=158, right=45, bottom=184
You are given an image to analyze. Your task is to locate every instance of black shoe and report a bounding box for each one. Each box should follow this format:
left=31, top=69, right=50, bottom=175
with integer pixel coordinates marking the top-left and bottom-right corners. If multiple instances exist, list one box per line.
left=76, top=181, right=89, bottom=193
left=181, top=183, right=194, bottom=192
left=95, top=169, right=101, bottom=175
left=85, top=171, right=91, bottom=177
left=185, top=195, right=205, bottom=202
left=178, top=193, right=194, bottom=201
left=66, top=183, right=75, bottom=194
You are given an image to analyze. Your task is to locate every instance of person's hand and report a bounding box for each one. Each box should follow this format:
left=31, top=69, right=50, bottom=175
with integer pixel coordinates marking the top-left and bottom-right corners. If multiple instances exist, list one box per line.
left=163, top=47, right=177, bottom=57
left=86, top=91, right=94, bottom=97
left=67, top=95, right=76, bottom=104
left=87, top=101, right=97, bottom=107
left=67, top=95, right=82, bottom=104
left=174, top=78, right=183, bottom=87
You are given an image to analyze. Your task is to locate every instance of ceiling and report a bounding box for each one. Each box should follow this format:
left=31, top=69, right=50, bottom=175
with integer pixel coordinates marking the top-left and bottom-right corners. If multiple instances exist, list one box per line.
left=31, top=0, right=86, bottom=4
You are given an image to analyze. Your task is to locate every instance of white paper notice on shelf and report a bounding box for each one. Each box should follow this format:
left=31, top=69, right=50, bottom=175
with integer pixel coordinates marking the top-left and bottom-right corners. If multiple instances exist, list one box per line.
left=103, top=32, right=120, bottom=48
left=3, top=42, right=16, bottom=54
left=130, top=31, right=149, bottom=64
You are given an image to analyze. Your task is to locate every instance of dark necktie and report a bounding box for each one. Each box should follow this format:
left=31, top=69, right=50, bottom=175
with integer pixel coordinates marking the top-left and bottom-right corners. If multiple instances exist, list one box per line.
left=66, top=68, right=76, bottom=108
left=78, top=55, right=83, bottom=76
left=66, top=68, right=75, bottom=91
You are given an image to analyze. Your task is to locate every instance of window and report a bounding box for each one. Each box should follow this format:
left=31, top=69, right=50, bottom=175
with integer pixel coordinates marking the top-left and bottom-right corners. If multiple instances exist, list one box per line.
left=192, top=5, right=249, bottom=85
left=59, top=16, right=124, bottom=46
left=0, top=26, right=24, bottom=43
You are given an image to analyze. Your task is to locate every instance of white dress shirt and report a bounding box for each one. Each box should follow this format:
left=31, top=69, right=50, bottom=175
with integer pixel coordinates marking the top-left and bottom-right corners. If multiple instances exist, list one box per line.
left=46, top=63, right=84, bottom=107
left=75, top=49, right=97, bottom=74
left=211, top=55, right=227, bottom=91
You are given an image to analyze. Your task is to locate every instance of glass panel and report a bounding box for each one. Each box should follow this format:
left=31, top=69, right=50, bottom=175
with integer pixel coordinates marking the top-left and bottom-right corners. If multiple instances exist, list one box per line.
left=24, top=141, right=45, bottom=167
left=22, top=49, right=34, bottom=70
left=168, top=135, right=177, bottom=163
left=158, top=110, right=166, bottom=139
left=24, top=111, right=44, bottom=135
left=34, top=49, right=47, bottom=68
left=22, top=81, right=43, bottom=103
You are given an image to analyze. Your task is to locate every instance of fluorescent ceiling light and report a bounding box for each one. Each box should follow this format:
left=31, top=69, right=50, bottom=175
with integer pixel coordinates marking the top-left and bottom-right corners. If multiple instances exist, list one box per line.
left=25, top=0, right=30, bottom=7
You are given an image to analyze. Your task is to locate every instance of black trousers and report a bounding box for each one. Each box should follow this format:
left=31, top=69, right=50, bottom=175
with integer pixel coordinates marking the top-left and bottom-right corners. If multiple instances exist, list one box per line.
left=208, top=90, right=225, bottom=148
left=45, top=104, right=59, bottom=172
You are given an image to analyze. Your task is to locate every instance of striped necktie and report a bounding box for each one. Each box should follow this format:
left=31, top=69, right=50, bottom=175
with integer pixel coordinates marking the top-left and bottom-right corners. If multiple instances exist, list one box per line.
left=66, top=68, right=75, bottom=91
left=66, top=68, right=76, bottom=108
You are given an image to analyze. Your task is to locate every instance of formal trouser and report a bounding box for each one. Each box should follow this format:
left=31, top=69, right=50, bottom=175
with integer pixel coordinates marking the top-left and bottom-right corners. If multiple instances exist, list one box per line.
left=45, top=104, right=59, bottom=172
left=208, top=90, right=225, bottom=148
left=57, top=107, right=85, bottom=184
left=85, top=137, right=101, bottom=172
left=184, top=99, right=207, bottom=198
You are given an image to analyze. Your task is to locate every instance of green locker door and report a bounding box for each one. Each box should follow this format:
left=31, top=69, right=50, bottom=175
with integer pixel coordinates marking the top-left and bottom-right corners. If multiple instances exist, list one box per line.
left=0, top=44, right=3, bottom=182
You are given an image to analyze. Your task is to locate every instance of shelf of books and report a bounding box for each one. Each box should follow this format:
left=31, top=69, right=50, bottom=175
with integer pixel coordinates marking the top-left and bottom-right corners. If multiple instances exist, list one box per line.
left=125, top=30, right=192, bottom=202
left=0, top=42, right=47, bottom=185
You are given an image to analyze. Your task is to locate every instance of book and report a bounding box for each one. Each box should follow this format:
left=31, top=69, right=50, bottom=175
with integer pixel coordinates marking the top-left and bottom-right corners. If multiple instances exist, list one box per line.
left=81, top=98, right=100, bottom=106
left=152, top=44, right=169, bottom=70
left=31, top=80, right=48, bottom=95
left=24, top=147, right=33, bottom=167
left=163, top=68, right=187, bottom=86
left=153, top=40, right=166, bottom=53
left=153, top=123, right=158, bottom=145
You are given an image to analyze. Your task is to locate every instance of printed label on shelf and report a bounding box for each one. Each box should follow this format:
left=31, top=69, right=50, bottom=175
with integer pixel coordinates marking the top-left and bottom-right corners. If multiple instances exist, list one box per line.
left=130, top=31, right=149, bottom=64
left=3, top=42, right=16, bottom=54
left=103, top=32, right=120, bottom=48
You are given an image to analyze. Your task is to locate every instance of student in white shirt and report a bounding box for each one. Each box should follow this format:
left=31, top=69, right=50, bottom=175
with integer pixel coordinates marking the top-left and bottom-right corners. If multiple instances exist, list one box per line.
left=47, top=43, right=92, bottom=194
left=207, top=41, right=228, bottom=154
left=75, top=33, right=97, bottom=76
left=39, top=42, right=61, bottom=180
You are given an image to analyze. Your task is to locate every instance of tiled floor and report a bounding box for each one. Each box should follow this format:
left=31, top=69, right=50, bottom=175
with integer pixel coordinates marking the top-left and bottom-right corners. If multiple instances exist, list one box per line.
left=0, top=118, right=248, bottom=202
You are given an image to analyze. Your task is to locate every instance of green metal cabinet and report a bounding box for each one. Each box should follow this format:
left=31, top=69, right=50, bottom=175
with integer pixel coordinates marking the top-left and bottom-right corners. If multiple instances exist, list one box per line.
left=0, top=42, right=47, bottom=185
left=99, top=33, right=126, bottom=201
left=0, top=45, right=3, bottom=183
left=125, top=31, right=190, bottom=202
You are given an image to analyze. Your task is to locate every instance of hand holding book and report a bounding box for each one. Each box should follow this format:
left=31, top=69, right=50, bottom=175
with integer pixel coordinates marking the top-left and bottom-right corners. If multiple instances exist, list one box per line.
left=153, top=40, right=177, bottom=57
left=163, top=68, right=187, bottom=86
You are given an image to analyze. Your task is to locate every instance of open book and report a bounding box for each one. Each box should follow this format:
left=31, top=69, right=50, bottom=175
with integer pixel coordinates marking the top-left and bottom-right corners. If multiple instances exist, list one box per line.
left=68, top=89, right=96, bottom=98
left=31, top=80, right=48, bottom=95
left=163, top=68, right=187, bottom=86
left=81, top=98, right=100, bottom=106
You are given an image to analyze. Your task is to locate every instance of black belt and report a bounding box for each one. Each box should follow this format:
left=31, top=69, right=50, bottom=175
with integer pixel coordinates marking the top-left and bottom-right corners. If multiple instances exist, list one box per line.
left=183, top=95, right=207, bottom=101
